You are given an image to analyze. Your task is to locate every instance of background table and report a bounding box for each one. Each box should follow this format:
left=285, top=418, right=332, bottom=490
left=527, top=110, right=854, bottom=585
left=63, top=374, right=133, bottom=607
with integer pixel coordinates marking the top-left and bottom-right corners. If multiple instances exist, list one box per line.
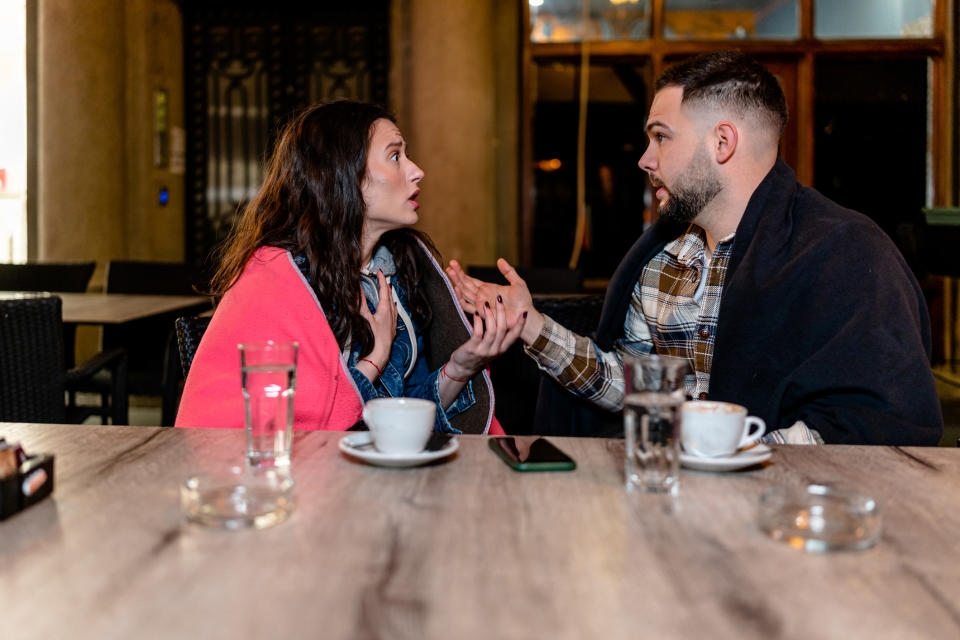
left=56, top=292, right=210, bottom=324
left=1, top=424, right=958, bottom=639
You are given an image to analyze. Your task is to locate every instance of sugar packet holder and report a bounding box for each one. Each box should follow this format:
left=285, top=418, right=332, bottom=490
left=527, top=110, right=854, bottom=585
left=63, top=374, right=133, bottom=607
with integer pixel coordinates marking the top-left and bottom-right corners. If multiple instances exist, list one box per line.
left=0, top=454, right=55, bottom=521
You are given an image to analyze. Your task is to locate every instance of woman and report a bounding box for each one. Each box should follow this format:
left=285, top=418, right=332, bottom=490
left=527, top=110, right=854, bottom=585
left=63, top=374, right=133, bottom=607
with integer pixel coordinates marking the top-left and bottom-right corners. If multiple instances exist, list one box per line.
left=176, top=101, right=523, bottom=434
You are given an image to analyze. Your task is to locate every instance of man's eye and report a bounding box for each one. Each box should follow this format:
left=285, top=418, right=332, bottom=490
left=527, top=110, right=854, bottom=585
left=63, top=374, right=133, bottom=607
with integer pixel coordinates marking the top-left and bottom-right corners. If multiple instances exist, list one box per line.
left=656, top=134, right=665, bottom=143
left=391, top=152, right=400, bottom=162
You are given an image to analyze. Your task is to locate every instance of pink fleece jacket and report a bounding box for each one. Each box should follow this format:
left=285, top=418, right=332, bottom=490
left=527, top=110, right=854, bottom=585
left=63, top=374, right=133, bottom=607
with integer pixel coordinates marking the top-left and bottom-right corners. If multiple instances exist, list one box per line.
left=176, top=246, right=503, bottom=434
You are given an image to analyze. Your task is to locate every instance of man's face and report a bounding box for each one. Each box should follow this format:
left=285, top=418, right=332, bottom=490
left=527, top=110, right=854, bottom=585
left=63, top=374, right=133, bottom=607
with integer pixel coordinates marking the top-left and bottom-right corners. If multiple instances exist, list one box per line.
left=637, top=86, right=722, bottom=224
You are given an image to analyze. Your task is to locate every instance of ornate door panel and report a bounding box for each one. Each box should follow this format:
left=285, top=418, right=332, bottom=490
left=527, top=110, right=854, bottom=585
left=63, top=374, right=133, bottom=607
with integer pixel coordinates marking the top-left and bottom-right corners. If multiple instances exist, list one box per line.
left=182, top=2, right=389, bottom=268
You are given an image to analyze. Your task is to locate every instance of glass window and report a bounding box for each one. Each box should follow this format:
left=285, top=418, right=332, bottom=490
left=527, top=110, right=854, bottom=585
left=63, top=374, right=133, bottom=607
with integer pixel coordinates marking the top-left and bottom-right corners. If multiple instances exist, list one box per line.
left=0, top=0, right=27, bottom=262
left=815, top=0, right=933, bottom=39
left=662, top=0, right=798, bottom=40
left=531, top=61, right=650, bottom=276
left=530, top=0, right=651, bottom=43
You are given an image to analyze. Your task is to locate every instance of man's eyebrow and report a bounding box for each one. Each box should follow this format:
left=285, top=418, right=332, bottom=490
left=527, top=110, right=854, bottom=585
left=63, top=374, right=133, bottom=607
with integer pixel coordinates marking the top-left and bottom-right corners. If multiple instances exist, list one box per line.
left=645, top=119, right=670, bottom=133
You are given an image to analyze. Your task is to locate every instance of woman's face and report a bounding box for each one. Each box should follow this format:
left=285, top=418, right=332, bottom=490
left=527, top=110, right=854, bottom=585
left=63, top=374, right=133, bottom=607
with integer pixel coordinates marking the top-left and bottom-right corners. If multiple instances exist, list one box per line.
left=361, top=118, right=424, bottom=236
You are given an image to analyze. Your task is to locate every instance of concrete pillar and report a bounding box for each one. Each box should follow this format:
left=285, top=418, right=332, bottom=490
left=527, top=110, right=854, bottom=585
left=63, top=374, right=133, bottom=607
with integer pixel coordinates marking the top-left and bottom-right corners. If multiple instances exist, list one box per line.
left=36, top=0, right=184, bottom=269
left=37, top=0, right=127, bottom=263
left=391, top=0, right=518, bottom=267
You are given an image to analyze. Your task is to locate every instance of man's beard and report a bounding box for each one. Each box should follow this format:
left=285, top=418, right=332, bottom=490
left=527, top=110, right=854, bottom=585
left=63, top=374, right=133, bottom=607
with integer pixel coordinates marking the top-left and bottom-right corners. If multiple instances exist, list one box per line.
left=653, top=147, right=723, bottom=224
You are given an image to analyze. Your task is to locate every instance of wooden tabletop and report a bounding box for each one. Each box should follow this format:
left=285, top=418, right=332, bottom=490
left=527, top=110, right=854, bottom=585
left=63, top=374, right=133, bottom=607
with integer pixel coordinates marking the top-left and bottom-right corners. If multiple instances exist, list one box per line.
left=55, top=292, right=210, bottom=324
left=1, top=423, right=958, bottom=640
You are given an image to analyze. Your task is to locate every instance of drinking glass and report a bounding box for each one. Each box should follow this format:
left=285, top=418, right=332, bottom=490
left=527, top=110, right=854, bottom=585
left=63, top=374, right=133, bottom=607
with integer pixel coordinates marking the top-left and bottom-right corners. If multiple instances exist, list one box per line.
left=622, top=353, right=690, bottom=494
left=239, top=341, right=298, bottom=468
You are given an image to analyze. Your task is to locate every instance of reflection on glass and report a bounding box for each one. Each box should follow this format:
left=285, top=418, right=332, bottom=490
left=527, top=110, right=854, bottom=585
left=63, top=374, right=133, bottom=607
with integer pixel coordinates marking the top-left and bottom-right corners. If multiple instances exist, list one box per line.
left=530, top=0, right=650, bottom=42
left=662, top=0, right=797, bottom=40
left=531, top=61, right=650, bottom=276
left=815, top=0, right=932, bottom=38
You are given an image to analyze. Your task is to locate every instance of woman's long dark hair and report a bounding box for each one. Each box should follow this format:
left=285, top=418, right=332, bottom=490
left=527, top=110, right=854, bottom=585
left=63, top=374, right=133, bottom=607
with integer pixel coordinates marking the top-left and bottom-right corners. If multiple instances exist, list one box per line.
left=210, top=100, right=437, bottom=357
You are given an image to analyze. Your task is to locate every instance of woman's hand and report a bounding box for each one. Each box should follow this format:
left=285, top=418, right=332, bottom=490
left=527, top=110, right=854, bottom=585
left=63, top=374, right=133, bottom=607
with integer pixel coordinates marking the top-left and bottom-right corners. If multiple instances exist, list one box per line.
left=357, top=269, right=397, bottom=374
left=444, top=296, right=526, bottom=381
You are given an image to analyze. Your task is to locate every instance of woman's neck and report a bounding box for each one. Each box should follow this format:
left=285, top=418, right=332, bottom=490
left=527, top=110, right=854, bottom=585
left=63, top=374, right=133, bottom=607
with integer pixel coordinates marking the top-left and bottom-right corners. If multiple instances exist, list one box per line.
left=360, top=229, right=381, bottom=268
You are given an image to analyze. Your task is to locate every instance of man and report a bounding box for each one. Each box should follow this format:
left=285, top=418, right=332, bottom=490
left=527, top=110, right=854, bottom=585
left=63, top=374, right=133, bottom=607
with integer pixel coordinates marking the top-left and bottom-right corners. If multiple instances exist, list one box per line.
left=448, top=50, right=943, bottom=445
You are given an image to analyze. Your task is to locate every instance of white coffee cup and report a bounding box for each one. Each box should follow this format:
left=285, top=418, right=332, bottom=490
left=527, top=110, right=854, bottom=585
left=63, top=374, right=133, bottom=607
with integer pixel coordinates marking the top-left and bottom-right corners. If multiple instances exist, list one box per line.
left=681, top=400, right=766, bottom=458
left=362, top=398, right=436, bottom=454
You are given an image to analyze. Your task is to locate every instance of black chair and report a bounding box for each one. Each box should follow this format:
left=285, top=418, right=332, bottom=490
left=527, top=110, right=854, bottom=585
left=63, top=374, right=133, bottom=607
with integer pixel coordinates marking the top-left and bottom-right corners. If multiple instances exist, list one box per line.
left=0, top=295, right=127, bottom=424
left=486, top=294, right=604, bottom=434
left=0, top=262, right=96, bottom=293
left=0, top=261, right=97, bottom=368
left=466, top=265, right=584, bottom=294
left=175, top=315, right=211, bottom=377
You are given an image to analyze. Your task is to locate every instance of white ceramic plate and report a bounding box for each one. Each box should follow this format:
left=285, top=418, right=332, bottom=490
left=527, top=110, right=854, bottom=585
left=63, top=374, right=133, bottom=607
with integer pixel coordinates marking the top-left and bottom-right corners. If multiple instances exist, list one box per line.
left=338, top=432, right=459, bottom=468
left=680, top=444, right=772, bottom=472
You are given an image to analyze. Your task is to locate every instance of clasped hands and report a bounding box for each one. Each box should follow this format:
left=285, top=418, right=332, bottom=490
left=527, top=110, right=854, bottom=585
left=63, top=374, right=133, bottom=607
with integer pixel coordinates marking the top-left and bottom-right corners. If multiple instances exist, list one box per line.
left=358, top=265, right=531, bottom=382
left=446, top=258, right=544, bottom=347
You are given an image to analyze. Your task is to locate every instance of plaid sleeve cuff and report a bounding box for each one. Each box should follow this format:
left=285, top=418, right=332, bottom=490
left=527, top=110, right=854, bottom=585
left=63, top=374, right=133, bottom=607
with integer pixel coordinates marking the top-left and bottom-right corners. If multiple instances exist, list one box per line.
left=523, top=314, right=578, bottom=375
left=760, top=421, right=824, bottom=445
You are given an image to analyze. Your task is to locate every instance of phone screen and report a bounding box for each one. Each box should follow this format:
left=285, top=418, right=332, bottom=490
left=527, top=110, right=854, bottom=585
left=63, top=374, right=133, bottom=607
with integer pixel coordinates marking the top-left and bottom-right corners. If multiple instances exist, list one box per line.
left=489, top=437, right=576, bottom=471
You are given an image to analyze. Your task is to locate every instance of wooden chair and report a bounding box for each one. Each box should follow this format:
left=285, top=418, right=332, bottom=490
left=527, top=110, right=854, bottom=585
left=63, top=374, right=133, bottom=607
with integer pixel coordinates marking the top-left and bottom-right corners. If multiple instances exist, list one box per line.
left=0, top=295, right=127, bottom=424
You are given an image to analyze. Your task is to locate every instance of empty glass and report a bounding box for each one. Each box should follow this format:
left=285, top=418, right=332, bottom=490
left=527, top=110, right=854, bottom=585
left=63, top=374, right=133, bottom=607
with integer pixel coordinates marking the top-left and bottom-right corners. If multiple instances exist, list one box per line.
left=622, top=353, right=690, bottom=494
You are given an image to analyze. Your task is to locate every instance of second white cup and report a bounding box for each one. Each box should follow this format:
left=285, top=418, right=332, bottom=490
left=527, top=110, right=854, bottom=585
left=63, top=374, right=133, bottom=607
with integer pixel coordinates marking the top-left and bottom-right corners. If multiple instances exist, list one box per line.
left=362, top=398, right=436, bottom=454
left=681, top=400, right=766, bottom=458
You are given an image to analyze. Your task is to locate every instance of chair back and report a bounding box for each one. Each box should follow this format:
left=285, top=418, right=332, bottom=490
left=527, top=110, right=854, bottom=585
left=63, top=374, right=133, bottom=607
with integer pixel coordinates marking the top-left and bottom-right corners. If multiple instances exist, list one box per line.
left=0, top=262, right=95, bottom=292
left=175, top=315, right=211, bottom=377
left=0, top=295, right=66, bottom=422
left=466, top=265, right=584, bottom=294
left=105, top=260, right=202, bottom=296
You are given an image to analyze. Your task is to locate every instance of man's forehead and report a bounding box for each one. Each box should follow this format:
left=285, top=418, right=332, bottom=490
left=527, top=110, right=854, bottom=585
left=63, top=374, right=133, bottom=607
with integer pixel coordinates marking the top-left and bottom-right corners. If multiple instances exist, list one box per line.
left=646, top=86, right=685, bottom=129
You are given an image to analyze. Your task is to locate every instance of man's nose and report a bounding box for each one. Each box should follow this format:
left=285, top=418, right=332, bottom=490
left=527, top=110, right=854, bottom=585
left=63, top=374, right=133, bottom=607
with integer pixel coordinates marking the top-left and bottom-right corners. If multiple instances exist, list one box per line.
left=637, top=147, right=656, bottom=173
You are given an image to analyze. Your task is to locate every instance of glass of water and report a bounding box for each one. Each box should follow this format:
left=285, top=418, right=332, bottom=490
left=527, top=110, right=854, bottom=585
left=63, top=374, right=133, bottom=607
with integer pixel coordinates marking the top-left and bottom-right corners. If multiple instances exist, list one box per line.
left=239, top=341, right=298, bottom=468
left=622, top=353, right=690, bottom=494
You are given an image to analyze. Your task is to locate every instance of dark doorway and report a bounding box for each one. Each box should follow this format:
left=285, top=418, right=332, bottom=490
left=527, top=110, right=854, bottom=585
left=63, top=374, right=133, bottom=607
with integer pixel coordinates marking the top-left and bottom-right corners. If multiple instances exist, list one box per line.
left=182, top=1, right=389, bottom=271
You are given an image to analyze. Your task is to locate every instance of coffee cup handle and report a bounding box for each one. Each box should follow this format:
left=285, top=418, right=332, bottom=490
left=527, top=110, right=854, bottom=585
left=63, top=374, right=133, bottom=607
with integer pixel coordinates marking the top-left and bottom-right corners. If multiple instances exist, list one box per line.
left=738, top=416, right=766, bottom=449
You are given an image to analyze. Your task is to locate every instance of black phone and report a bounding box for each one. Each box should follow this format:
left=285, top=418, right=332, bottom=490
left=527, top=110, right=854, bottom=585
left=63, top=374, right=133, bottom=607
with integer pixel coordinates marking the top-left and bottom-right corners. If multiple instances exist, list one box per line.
left=489, top=437, right=576, bottom=472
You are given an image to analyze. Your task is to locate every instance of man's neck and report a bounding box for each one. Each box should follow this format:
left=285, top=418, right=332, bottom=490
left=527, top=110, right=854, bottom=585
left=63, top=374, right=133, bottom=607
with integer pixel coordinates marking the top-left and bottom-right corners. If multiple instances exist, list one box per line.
left=696, top=158, right=775, bottom=252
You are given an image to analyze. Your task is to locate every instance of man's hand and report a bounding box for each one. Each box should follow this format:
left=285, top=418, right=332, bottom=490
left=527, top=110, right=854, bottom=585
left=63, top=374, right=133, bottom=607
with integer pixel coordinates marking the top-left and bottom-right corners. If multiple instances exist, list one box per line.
left=446, top=258, right=544, bottom=345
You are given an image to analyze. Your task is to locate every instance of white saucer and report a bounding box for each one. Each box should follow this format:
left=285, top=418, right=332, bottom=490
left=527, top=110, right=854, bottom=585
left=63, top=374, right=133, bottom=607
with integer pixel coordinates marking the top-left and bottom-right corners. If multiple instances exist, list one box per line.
left=680, top=444, right=772, bottom=472
left=338, top=432, right=459, bottom=468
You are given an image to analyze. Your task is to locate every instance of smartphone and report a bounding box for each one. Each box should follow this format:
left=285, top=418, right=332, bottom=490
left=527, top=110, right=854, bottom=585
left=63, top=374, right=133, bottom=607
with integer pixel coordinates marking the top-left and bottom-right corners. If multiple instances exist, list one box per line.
left=489, top=437, right=576, bottom=472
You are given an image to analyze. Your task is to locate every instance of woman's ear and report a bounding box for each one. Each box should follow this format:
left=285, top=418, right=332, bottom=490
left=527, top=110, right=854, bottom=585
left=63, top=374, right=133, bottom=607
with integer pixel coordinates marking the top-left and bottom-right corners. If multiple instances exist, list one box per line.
left=715, top=121, right=738, bottom=164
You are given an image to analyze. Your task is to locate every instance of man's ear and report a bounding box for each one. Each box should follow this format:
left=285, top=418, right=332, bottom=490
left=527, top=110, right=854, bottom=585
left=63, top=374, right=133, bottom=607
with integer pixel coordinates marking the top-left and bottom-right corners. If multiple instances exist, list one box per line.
left=714, top=121, right=738, bottom=164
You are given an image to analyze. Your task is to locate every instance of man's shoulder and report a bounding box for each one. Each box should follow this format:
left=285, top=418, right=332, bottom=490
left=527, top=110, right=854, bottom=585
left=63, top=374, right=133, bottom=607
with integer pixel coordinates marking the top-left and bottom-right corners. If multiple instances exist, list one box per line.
left=790, top=185, right=894, bottom=249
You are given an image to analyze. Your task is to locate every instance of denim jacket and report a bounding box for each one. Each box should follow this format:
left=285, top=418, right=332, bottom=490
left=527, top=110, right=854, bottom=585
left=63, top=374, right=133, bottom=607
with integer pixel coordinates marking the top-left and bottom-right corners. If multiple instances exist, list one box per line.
left=294, top=250, right=475, bottom=433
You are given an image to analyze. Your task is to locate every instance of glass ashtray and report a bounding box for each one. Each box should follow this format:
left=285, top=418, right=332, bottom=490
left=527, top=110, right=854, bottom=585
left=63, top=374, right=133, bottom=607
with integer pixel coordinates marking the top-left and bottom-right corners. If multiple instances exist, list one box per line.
left=757, top=484, right=881, bottom=552
left=181, top=466, right=294, bottom=530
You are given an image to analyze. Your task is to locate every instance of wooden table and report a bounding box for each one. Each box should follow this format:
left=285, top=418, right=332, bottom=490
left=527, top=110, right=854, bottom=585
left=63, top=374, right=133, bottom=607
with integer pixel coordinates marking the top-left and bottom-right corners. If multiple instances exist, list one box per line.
left=1, top=424, right=958, bottom=639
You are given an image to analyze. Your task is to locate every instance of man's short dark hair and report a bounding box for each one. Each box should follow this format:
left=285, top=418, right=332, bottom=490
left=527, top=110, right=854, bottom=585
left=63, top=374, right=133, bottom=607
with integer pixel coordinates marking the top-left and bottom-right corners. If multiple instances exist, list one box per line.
left=657, top=50, right=788, bottom=138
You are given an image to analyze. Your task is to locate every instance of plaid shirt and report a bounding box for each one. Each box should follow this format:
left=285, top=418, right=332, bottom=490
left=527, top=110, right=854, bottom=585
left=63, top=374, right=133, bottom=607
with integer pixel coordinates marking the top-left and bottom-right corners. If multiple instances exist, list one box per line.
left=526, top=226, right=728, bottom=411
left=526, top=225, right=822, bottom=444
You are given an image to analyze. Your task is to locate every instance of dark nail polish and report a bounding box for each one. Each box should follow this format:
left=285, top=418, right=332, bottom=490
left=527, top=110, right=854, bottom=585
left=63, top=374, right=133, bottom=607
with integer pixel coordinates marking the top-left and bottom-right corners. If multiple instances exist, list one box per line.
left=485, top=301, right=491, bottom=309
left=497, top=295, right=503, bottom=303
left=523, top=311, right=528, bottom=318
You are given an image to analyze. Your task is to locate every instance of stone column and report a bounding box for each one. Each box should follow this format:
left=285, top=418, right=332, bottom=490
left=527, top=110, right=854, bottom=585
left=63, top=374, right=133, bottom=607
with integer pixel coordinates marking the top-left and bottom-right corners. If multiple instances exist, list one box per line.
left=37, top=0, right=127, bottom=263
left=391, top=0, right=518, bottom=267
